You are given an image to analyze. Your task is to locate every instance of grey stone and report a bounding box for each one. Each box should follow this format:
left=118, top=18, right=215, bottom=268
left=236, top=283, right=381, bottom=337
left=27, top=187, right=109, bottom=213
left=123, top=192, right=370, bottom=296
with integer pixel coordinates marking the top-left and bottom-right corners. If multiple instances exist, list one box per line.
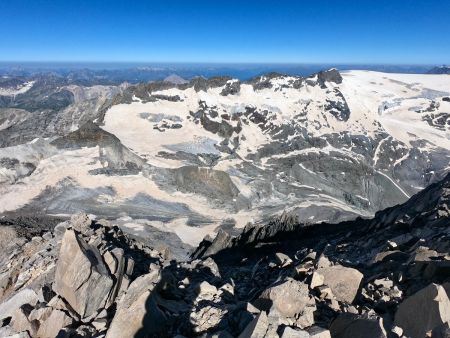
left=275, top=253, right=293, bottom=267
left=315, top=265, right=363, bottom=303
left=307, top=326, right=331, bottom=338
left=190, top=305, right=228, bottom=334
left=256, top=278, right=315, bottom=318
left=36, top=309, right=74, bottom=338
left=28, top=306, right=53, bottom=322
left=53, top=229, right=114, bottom=318
left=106, top=269, right=165, bottom=338
left=10, top=306, right=39, bottom=337
left=69, top=213, right=92, bottom=234
left=395, top=283, right=450, bottom=338
left=238, top=312, right=270, bottom=338
left=330, top=313, right=387, bottom=338
left=4, top=332, right=31, bottom=338
left=0, top=289, right=38, bottom=321
left=310, top=271, right=325, bottom=289
left=281, top=327, right=310, bottom=338
left=197, top=281, right=219, bottom=301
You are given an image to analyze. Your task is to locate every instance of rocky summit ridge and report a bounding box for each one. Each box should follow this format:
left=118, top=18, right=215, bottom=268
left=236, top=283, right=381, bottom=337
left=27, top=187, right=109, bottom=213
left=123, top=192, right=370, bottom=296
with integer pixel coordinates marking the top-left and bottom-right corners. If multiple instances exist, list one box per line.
left=0, top=172, right=450, bottom=337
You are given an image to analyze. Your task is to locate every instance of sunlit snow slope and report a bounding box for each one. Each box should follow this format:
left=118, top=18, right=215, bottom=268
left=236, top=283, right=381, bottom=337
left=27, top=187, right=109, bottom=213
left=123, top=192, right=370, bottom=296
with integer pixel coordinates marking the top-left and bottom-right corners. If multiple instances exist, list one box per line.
left=0, top=69, right=449, bottom=250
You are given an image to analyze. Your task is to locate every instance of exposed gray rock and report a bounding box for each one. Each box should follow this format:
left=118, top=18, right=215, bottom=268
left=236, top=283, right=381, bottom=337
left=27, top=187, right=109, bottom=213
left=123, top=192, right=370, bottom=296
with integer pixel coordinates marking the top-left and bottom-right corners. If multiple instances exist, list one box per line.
left=69, top=212, right=92, bottom=234
left=4, top=332, right=31, bottom=338
left=238, top=312, right=270, bottom=338
left=36, top=308, right=74, bottom=338
left=281, top=327, right=310, bottom=338
left=53, top=229, right=114, bottom=318
left=314, top=265, right=363, bottom=303
left=10, top=305, right=39, bottom=337
left=395, top=283, right=450, bottom=338
left=28, top=306, right=52, bottom=322
left=106, top=269, right=164, bottom=338
left=307, top=326, right=331, bottom=338
left=275, top=252, right=293, bottom=267
left=0, top=289, right=38, bottom=321
left=256, top=278, right=315, bottom=319
left=317, top=69, right=343, bottom=85
left=330, top=313, right=387, bottom=338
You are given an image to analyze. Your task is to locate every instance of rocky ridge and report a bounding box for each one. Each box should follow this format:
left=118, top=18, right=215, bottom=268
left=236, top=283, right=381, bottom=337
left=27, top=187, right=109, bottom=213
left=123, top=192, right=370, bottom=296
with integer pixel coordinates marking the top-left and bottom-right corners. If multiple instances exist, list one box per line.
left=0, top=172, right=450, bottom=337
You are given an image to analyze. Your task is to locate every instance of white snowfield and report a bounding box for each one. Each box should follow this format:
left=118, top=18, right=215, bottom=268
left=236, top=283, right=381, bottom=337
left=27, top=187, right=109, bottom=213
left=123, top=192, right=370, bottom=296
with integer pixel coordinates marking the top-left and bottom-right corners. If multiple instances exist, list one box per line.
left=104, top=71, right=450, bottom=168
left=0, top=81, right=35, bottom=96
left=0, top=70, right=449, bottom=247
left=340, top=71, right=450, bottom=149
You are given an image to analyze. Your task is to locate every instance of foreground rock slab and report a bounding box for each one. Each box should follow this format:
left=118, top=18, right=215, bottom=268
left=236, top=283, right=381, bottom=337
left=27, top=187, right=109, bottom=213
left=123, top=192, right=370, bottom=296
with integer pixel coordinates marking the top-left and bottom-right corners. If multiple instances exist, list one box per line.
left=53, top=229, right=114, bottom=319
left=314, top=265, right=363, bottom=303
left=106, top=269, right=165, bottom=338
left=394, top=283, right=450, bottom=338
left=330, top=313, right=387, bottom=338
left=256, top=278, right=315, bottom=319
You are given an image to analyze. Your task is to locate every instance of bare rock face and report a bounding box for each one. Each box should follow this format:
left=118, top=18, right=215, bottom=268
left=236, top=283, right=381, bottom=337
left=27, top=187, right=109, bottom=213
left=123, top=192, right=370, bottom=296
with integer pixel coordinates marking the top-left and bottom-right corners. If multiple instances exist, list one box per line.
left=0, top=289, right=38, bottom=321
left=307, top=326, right=331, bottom=338
left=317, top=68, right=343, bottom=85
left=256, top=278, right=315, bottom=319
left=69, top=212, right=92, bottom=234
left=106, top=269, right=164, bottom=338
left=394, top=283, right=450, bottom=338
left=330, top=313, right=387, bottom=338
left=238, top=312, right=270, bottom=338
left=36, top=308, right=73, bottom=338
left=53, top=229, right=114, bottom=319
left=10, top=305, right=39, bottom=337
left=314, top=265, right=363, bottom=303
left=281, top=327, right=310, bottom=337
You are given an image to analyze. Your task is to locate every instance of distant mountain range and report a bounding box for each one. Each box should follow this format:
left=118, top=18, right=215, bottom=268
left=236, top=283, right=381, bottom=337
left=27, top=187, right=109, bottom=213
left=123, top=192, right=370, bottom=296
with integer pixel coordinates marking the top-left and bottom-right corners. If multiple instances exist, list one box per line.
left=0, top=62, right=444, bottom=84
left=427, top=65, right=450, bottom=74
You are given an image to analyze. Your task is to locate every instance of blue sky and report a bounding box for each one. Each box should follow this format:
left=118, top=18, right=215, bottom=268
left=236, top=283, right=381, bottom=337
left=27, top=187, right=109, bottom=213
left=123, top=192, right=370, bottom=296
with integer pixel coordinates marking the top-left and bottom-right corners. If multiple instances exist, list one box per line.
left=1, top=0, right=449, bottom=64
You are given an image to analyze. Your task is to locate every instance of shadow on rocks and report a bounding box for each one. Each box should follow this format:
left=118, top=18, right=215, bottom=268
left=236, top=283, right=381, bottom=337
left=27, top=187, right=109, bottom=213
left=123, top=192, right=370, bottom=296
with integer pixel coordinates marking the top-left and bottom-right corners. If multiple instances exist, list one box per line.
left=134, top=258, right=253, bottom=338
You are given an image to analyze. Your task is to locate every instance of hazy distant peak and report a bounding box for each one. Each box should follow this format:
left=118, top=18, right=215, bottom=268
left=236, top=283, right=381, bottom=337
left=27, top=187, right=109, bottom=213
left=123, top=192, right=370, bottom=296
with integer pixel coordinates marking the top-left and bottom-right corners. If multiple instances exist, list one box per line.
left=163, top=74, right=188, bottom=84
left=427, top=65, right=450, bottom=74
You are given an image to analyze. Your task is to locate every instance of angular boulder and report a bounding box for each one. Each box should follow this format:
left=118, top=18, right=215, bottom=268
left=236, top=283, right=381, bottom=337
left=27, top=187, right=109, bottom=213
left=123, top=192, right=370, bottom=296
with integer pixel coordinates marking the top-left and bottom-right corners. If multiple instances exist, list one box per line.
left=10, top=305, right=39, bottom=337
left=330, top=313, right=387, bottom=338
left=275, top=252, right=293, bottom=267
left=0, top=289, right=38, bottom=321
left=307, top=326, right=331, bottom=338
left=106, top=269, right=165, bottom=338
left=36, top=308, right=74, bottom=338
left=395, top=283, right=450, bottom=338
left=315, top=265, right=363, bottom=303
left=281, top=326, right=310, bottom=337
left=69, top=213, right=92, bottom=234
left=238, top=312, right=270, bottom=338
left=53, top=229, right=114, bottom=319
left=255, top=278, right=315, bottom=318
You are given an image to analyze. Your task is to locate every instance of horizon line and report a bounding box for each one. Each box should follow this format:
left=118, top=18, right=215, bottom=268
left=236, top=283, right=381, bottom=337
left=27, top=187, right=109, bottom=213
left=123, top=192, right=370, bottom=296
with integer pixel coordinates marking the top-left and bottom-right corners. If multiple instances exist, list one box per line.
left=0, top=61, right=445, bottom=67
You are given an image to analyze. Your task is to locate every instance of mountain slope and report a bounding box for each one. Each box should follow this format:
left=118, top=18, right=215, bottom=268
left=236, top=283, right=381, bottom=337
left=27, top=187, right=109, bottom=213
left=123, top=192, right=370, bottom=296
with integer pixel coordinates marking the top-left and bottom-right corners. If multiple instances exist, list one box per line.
left=0, top=69, right=449, bottom=249
left=0, top=168, right=449, bottom=337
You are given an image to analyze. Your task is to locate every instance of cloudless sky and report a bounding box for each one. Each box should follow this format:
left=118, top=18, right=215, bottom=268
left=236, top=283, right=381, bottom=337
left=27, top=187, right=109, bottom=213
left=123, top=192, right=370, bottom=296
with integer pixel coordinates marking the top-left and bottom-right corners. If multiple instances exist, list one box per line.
left=1, top=0, right=449, bottom=64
